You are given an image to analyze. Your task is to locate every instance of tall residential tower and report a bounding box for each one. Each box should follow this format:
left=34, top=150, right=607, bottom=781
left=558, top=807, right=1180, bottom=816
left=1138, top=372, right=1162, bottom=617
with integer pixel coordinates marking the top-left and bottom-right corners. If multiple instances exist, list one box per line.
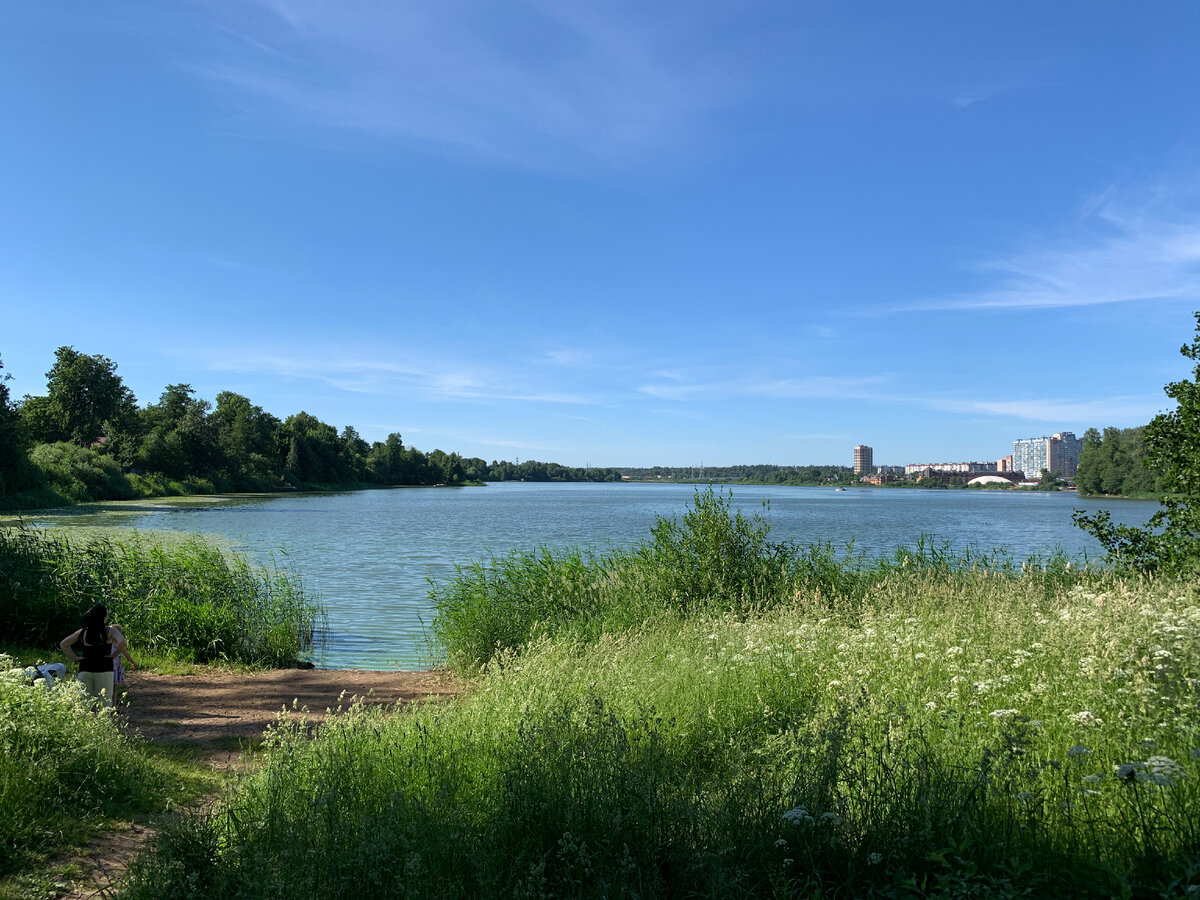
left=853, top=444, right=873, bottom=474
left=1012, top=432, right=1082, bottom=479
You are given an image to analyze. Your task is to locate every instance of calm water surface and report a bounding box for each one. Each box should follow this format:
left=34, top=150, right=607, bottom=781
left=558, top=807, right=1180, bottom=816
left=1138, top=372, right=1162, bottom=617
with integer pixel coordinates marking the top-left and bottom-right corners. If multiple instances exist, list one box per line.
left=30, top=483, right=1160, bottom=670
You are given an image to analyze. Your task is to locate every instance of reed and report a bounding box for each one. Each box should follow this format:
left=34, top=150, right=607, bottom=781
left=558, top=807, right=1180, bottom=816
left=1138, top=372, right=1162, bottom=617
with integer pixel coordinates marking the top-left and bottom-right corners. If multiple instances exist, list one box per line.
left=0, top=525, right=321, bottom=666
left=432, top=488, right=1099, bottom=672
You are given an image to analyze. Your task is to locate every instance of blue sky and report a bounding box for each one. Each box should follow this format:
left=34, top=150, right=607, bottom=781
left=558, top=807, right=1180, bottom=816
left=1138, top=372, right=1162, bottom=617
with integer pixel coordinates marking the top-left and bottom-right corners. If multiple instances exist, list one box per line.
left=3, top=2, right=1198, bottom=468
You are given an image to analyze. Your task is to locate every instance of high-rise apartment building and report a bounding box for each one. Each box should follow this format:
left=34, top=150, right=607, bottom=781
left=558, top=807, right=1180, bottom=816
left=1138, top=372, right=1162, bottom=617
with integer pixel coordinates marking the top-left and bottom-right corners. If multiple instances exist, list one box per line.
left=1012, top=432, right=1082, bottom=479
left=853, top=444, right=873, bottom=474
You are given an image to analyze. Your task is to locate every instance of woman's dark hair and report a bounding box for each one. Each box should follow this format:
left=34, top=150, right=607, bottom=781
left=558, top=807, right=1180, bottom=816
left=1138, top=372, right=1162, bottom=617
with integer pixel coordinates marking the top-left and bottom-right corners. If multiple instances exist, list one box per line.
left=82, top=604, right=109, bottom=646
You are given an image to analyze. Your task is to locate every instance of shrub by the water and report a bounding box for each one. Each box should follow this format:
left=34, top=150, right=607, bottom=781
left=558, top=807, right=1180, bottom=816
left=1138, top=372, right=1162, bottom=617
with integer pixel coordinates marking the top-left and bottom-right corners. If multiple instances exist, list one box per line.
left=25, top=442, right=137, bottom=504
left=0, top=526, right=320, bottom=666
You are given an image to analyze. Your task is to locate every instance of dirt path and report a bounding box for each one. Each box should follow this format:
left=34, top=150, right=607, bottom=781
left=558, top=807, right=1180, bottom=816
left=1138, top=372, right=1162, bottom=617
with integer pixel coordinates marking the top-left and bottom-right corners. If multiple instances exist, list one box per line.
left=54, top=667, right=464, bottom=899
left=121, top=666, right=465, bottom=767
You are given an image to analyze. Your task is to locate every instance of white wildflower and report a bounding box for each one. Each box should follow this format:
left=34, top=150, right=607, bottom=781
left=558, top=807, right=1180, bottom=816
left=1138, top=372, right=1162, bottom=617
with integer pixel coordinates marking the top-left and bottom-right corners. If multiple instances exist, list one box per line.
left=782, top=807, right=814, bottom=825
left=1114, top=763, right=1145, bottom=781
left=1147, top=756, right=1186, bottom=782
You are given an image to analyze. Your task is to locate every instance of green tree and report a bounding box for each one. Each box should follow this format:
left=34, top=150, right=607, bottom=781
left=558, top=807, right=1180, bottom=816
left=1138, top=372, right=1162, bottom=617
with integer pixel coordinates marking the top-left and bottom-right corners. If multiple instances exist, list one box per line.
left=138, top=384, right=222, bottom=480
left=212, top=391, right=282, bottom=489
left=428, top=449, right=466, bottom=484
left=19, top=394, right=63, bottom=446
left=367, top=433, right=407, bottom=483
left=340, top=426, right=370, bottom=482
left=281, top=412, right=350, bottom=484
left=27, top=347, right=137, bottom=446
left=1075, top=311, right=1200, bottom=575
left=1036, top=468, right=1064, bottom=491
left=1074, top=428, right=1104, bottom=495
left=0, top=355, right=31, bottom=494
left=1076, top=425, right=1161, bottom=497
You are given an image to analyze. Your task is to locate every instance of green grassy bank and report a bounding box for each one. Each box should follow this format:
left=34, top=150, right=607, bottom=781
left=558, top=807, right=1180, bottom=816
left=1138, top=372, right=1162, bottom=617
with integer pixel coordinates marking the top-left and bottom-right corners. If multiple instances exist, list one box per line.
left=0, top=656, right=214, bottom=892
left=0, top=528, right=324, bottom=892
left=123, top=491, right=1200, bottom=898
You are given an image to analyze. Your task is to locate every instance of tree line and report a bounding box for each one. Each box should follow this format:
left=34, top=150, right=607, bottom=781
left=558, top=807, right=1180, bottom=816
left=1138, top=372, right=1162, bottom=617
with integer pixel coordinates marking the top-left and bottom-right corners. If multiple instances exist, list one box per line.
left=0, top=347, right=621, bottom=504
left=623, top=464, right=854, bottom=485
left=1075, top=426, right=1161, bottom=497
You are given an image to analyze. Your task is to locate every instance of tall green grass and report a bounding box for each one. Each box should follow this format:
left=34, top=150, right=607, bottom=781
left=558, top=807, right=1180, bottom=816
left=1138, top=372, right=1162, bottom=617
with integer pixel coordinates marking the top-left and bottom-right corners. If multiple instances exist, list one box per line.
left=0, top=654, right=173, bottom=877
left=124, top=492, right=1197, bottom=897
left=0, top=525, right=321, bottom=666
left=126, top=573, right=1200, bottom=898
left=432, top=488, right=1090, bottom=671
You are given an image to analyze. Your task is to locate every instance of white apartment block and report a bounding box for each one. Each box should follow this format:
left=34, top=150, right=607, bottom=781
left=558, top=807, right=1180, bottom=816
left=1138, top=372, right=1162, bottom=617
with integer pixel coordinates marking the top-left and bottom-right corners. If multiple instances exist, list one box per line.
left=1011, top=432, right=1082, bottom=479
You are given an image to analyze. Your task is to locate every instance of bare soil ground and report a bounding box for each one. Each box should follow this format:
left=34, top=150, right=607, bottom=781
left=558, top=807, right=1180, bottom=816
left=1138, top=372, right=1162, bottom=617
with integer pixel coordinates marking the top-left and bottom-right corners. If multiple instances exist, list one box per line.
left=49, top=667, right=464, bottom=900
left=121, top=666, right=465, bottom=768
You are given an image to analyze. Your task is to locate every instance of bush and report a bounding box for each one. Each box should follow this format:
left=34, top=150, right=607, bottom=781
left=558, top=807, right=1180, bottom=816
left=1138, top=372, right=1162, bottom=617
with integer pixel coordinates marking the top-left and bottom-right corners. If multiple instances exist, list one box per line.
left=27, top=442, right=135, bottom=503
left=0, top=655, right=167, bottom=875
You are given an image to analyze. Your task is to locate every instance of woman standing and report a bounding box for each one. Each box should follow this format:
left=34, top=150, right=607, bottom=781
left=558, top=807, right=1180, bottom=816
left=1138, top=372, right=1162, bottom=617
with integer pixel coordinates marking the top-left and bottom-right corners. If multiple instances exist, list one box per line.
left=59, top=604, right=126, bottom=708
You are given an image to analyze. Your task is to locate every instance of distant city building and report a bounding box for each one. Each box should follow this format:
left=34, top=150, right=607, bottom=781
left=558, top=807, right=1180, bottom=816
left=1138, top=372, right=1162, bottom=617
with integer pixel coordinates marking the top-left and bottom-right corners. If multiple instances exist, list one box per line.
left=875, top=465, right=904, bottom=475
left=853, top=445, right=873, bottom=474
left=904, top=461, right=998, bottom=476
left=997, top=455, right=1014, bottom=472
left=1012, top=432, right=1082, bottom=479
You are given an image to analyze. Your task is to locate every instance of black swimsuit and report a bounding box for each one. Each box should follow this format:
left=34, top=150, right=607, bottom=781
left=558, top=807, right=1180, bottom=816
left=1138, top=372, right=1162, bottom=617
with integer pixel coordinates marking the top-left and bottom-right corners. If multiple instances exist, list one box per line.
left=78, top=627, right=114, bottom=674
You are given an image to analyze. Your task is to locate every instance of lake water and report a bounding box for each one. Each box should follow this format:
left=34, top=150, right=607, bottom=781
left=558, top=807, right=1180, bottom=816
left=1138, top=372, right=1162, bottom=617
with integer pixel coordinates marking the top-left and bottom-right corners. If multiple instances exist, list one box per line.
left=28, top=483, right=1160, bottom=670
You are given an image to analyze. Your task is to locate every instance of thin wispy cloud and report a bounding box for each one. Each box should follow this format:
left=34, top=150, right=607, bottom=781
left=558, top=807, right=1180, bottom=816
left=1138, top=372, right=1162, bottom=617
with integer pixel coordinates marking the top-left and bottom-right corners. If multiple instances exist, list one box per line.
left=922, top=394, right=1166, bottom=425
left=905, top=177, right=1200, bottom=313
left=638, top=373, right=889, bottom=401
left=170, top=0, right=740, bottom=171
left=198, top=347, right=598, bottom=405
left=197, top=253, right=259, bottom=271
